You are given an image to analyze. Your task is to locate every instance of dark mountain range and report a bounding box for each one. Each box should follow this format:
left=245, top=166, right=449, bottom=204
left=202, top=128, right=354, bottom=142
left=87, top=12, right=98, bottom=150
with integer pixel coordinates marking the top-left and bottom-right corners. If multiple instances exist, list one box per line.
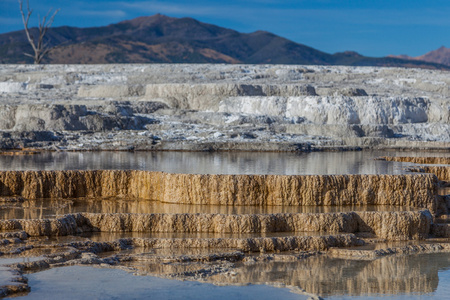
left=389, top=46, right=450, bottom=67
left=0, top=14, right=448, bottom=69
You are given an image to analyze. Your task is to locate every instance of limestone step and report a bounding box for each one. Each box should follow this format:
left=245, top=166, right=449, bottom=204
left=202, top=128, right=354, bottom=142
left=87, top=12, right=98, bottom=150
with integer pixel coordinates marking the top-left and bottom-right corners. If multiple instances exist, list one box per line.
left=0, top=210, right=432, bottom=241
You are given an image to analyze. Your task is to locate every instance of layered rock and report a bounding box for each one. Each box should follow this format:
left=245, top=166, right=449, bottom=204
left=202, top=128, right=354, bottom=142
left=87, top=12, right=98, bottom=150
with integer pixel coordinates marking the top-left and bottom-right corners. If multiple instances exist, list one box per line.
left=144, top=83, right=316, bottom=110
left=0, top=171, right=438, bottom=211
left=408, top=166, right=450, bottom=181
left=0, top=210, right=432, bottom=240
left=0, top=104, right=152, bottom=131
left=0, top=64, right=449, bottom=150
left=381, top=156, right=450, bottom=165
left=219, top=96, right=430, bottom=125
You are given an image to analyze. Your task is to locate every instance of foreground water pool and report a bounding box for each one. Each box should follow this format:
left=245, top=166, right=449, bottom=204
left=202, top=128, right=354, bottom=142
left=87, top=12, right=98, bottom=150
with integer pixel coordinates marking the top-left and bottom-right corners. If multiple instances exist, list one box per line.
left=15, top=266, right=306, bottom=300
left=9, top=252, right=450, bottom=300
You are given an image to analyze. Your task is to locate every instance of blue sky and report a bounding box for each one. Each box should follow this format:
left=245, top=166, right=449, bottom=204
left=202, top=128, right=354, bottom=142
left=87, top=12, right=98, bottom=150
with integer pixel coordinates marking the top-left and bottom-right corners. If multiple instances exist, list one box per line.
left=1, top=0, right=449, bottom=57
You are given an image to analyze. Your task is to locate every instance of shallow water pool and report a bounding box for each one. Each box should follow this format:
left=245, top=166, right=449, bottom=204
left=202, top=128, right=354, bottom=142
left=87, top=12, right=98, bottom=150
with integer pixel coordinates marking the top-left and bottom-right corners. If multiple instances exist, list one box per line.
left=0, top=150, right=445, bottom=174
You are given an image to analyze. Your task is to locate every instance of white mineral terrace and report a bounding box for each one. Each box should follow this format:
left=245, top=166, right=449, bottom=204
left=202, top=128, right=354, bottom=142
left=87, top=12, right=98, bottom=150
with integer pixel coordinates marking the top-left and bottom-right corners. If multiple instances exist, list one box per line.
left=0, top=64, right=449, bottom=151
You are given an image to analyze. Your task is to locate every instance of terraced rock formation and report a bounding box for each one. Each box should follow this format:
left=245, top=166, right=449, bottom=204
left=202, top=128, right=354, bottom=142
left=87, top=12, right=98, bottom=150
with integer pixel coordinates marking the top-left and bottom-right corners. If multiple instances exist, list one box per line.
left=0, top=169, right=445, bottom=239
left=0, top=64, right=449, bottom=150
left=0, top=171, right=439, bottom=210
left=0, top=162, right=448, bottom=297
left=413, top=166, right=450, bottom=182
left=381, top=157, right=450, bottom=239
left=381, top=156, right=450, bottom=165
left=0, top=210, right=432, bottom=240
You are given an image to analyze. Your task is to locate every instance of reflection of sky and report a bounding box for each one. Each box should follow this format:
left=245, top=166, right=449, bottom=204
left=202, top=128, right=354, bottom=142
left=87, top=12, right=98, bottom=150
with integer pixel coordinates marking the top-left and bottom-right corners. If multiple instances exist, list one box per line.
left=22, top=266, right=306, bottom=300
left=1, top=0, right=449, bottom=57
left=0, top=150, right=441, bottom=175
left=434, top=268, right=450, bottom=298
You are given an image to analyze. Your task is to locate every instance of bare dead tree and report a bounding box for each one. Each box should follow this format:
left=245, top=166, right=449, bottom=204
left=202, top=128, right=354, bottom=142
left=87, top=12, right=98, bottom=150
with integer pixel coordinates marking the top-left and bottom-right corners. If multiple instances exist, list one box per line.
left=19, top=0, right=60, bottom=64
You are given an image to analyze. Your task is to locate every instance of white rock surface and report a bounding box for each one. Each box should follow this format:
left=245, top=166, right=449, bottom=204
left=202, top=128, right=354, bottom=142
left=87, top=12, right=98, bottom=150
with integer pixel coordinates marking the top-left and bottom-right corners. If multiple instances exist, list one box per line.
left=0, top=82, right=27, bottom=93
left=0, top=64, right=448, bottom=150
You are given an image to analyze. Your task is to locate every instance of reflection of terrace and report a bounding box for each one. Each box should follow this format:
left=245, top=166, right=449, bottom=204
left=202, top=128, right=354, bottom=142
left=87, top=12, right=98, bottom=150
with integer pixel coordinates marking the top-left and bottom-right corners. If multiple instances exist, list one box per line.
left=126, top=253, right=450, bottom=297
left=0, top=198, right=419, bottom=220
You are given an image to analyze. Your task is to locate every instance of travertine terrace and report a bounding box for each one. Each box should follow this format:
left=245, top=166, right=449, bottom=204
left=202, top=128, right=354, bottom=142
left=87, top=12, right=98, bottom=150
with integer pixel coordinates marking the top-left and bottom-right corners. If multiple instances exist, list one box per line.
left=0, top=171, right=438, bottom=208
left=0, top=64, right=449, bottom=150
left=0, top=164, right=448, bottom=298
left=0, top=164, right=449, bottom=297
left=0, top=64, right=450, bottom=298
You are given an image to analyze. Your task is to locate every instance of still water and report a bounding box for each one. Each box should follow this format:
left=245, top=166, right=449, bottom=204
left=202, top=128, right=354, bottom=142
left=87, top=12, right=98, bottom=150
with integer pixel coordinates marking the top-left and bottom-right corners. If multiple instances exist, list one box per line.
left=10, top=252, right=450, bottom=300
left=0, top=150, right=444, bottom=174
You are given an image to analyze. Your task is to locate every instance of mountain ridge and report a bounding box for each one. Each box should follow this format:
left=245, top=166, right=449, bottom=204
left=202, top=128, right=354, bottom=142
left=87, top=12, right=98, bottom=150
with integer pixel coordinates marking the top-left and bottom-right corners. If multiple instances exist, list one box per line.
left=0, top=14, right=448, bottom=69
left=389, top=46, right=450, bottom=67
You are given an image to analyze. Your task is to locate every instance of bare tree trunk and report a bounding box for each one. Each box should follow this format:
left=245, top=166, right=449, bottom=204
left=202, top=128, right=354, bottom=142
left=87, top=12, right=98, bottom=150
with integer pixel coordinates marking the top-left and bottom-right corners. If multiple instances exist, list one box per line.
left=19, top=0, right=59, bottom=64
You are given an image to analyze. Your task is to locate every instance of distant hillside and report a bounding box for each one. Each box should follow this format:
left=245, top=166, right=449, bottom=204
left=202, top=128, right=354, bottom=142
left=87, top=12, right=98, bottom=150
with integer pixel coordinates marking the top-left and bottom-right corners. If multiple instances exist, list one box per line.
left=389, top=46, right=450, bottom=67
left=0, top=14, right=449, bottom=69
left=417, top=46, right=450, bottom=66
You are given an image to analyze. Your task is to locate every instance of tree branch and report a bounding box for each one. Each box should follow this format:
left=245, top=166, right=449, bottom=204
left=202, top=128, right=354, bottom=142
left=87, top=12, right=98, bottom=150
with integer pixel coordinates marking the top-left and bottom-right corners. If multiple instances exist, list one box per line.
left=18, top=0, right=60, bottom=64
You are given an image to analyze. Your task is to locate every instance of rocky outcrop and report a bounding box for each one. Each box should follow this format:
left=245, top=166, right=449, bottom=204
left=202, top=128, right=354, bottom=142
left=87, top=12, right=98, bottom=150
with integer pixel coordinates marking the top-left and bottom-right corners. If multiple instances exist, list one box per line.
left=0, top=171, right=438, bottom=211
left=78, top=85, right=145, bottom=98
left=356, top=210, right=432, bottom=240
left=131, top=234, right=361, bottom=252
left=0, top=170, right=438, bottom=241
left=380, top=157, right=450, bottom=215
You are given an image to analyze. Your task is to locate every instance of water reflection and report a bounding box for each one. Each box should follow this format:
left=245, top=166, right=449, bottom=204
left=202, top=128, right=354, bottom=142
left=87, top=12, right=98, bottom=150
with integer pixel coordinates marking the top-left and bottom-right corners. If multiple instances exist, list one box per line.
left=0, top=150, right=444, bottom=174
left=79, top=231, right=331, bottom=240
left=0, top=198, right=417, bottom=220
left=125, top=252, right=450, bottom=298
left=23, top=266, right=306, bottom=300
